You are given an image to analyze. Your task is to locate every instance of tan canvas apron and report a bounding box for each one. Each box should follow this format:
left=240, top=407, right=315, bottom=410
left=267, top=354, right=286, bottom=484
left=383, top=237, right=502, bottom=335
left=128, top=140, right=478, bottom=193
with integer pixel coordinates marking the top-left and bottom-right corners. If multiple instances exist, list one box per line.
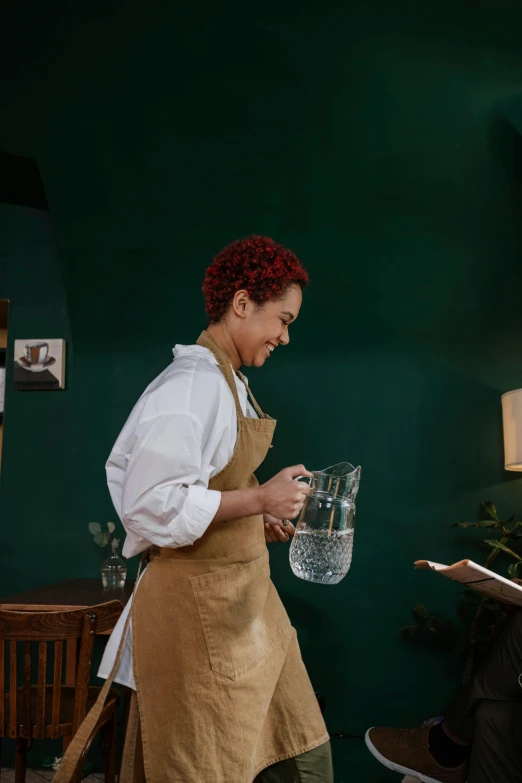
left=53, top=330, right=328, bottom=783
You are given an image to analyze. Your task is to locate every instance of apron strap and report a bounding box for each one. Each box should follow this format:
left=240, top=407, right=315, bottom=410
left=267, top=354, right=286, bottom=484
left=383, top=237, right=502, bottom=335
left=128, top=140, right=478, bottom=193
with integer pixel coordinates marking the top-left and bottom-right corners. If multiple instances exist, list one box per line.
left=237, top=371, right=266, bottom=419
left=52, top=551, right=149, bottom=782
left=196, top=330, right=246, bottom=422
left=119, top=692, right=146, bottom=783
left=197, top=330, right=269, bottom=420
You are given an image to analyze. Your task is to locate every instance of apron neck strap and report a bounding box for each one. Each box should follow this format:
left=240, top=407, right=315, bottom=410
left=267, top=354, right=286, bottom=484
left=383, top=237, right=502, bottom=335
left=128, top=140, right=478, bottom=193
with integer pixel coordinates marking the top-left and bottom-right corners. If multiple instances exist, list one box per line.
left=196, top=331, right=267, bottom=420
left=237, top=371, right=265, bottom=418
left=197, top=330, right=244, bottom=420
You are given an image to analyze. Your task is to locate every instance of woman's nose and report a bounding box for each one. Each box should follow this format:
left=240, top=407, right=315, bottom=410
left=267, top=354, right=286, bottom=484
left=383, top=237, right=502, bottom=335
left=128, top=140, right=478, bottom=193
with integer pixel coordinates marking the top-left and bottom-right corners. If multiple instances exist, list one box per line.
left=279, top=328, right=290, bottom=346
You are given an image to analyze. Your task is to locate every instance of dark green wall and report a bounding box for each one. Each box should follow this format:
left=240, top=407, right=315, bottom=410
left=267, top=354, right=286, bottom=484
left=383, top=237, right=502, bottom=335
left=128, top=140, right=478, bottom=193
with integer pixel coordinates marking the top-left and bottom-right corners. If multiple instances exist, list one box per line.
left=2, top=1, right=522, bottom=779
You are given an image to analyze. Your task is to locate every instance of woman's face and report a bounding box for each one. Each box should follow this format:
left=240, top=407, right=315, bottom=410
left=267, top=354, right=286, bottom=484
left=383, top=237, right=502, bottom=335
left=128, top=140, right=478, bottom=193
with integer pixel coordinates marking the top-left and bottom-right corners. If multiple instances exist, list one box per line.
left=233, top=284, right=303, bottom=368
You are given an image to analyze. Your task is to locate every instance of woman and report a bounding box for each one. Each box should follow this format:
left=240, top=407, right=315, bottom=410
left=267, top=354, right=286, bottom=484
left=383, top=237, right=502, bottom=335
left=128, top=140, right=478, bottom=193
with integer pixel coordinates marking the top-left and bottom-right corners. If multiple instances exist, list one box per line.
left=55, top=236, right=332, bottom=783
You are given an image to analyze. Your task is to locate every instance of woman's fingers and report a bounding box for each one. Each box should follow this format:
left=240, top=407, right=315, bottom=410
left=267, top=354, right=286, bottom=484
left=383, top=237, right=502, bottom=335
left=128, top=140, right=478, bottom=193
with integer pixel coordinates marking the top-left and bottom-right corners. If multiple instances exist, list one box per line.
left=264, top=522, right=290, bottom=543
left=273, top=525, right=289, bottom=542
left=264, top=523, right=278, bottom=542
left=285, top=465, right=313, bottom=480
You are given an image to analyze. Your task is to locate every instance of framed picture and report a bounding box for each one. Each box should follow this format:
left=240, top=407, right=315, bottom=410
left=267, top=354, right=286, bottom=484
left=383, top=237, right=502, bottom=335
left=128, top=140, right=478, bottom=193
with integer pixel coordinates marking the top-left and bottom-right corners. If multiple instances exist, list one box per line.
left=13, top=339, right=66, bottom=391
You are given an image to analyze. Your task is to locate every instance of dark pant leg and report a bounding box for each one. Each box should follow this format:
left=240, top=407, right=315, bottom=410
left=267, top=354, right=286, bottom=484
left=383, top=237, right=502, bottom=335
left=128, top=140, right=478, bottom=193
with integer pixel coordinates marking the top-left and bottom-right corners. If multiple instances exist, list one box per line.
left=467, top=700, right=522, bottom=783
left=254, top=741, right=334, bottom=783
left=444, top=611, right=522, bottom=743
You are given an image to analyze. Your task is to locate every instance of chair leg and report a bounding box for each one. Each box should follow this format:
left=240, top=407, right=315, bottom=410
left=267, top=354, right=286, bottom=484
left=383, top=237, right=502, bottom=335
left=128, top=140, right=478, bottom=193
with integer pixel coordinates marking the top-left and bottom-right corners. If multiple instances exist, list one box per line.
left=102, top=711, right=117, bottom=783
left=15, top=738, right=28, bottom=783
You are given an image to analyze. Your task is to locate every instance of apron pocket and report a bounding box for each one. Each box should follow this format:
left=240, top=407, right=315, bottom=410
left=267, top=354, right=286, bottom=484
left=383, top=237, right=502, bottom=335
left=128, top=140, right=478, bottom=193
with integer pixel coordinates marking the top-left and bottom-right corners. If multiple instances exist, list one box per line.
left=191, top=554, right=291, bottom=681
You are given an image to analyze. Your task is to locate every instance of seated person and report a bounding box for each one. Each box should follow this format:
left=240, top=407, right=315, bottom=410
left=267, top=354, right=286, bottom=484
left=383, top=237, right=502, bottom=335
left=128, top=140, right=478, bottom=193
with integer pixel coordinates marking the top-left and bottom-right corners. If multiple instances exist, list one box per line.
left=365, top=609, right=522, bottom=783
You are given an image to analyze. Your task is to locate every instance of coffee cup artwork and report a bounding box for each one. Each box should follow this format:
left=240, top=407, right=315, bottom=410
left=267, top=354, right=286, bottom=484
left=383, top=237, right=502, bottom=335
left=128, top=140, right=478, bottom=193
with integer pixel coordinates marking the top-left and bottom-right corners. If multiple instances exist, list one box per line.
left=14, top=339, right=66, bottom=390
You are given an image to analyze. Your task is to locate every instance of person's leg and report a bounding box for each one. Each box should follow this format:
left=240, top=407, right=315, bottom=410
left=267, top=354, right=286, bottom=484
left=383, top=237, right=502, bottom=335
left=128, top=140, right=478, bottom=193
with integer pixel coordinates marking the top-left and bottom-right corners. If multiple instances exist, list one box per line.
left=445, top=610, right=522, bottom=743
left=293, top=742, right=333, bottom=782
left=365, top=723, right=468, bottom=782
left=254, top=741, right=334, bottom=783
left=467, top=700, right=522, bottom=783
left=365, top=612, right=522, bottom=782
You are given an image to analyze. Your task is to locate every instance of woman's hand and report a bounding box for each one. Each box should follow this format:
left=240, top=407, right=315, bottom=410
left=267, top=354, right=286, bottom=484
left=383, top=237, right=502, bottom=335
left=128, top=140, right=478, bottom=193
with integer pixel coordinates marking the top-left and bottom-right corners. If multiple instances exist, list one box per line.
left=264, top=513, right=296, bottom=544
left=259, top=465, right=312, bottom=521
left=213, top=465, right=311, bottom=527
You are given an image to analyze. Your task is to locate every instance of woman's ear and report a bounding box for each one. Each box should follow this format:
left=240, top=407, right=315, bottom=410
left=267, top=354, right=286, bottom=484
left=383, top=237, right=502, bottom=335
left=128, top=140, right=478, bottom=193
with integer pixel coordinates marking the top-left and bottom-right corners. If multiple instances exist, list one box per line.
left=232, top=289, right=250, bottom=319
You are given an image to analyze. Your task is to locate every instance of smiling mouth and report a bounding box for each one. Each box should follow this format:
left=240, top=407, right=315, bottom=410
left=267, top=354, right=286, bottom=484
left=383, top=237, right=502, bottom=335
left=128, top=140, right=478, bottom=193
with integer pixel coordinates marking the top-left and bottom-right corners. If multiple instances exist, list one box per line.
left=265, top=343, right=275, bottom=357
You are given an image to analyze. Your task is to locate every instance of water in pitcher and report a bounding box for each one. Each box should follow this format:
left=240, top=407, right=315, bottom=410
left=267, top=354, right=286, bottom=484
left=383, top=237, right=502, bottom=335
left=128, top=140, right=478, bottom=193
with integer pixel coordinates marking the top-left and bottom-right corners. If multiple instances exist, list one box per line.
left=290, top=528, right=354, bottom=585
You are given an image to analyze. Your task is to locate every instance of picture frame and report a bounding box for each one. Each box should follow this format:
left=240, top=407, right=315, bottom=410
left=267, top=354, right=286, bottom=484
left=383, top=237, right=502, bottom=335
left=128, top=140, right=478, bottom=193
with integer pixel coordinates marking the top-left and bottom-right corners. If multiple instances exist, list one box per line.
left=13, top=339, right=66, bottom=391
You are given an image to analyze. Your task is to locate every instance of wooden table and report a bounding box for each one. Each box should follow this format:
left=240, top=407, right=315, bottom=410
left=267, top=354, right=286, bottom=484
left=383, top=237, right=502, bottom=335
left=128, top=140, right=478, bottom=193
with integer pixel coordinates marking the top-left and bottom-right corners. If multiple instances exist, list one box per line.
left=0, top=578, right=135, bottom=685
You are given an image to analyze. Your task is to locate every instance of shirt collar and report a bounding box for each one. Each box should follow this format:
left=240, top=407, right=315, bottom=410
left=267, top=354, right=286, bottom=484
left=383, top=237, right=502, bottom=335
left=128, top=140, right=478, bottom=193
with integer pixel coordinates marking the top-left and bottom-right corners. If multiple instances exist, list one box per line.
left=172, top=343, right=218, bottom=364
left=172, top=343, right=248, bottom=384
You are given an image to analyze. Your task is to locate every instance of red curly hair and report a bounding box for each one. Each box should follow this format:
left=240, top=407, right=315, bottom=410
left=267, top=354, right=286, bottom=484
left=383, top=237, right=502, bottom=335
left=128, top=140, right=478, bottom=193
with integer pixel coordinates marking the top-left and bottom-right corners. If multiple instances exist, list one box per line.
left=203, top=236, right=309, bottom=323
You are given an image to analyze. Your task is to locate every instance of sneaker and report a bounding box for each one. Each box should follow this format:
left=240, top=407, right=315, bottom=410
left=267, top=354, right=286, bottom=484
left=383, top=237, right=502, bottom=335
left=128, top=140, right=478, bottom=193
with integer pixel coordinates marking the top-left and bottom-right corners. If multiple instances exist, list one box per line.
left=365, top=725, right=468, bottom=783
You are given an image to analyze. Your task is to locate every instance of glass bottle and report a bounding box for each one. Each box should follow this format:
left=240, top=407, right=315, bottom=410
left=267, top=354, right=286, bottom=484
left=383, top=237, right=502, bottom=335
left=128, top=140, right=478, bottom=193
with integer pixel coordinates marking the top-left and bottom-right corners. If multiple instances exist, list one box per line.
left=101, top=538, right=127, bottom=589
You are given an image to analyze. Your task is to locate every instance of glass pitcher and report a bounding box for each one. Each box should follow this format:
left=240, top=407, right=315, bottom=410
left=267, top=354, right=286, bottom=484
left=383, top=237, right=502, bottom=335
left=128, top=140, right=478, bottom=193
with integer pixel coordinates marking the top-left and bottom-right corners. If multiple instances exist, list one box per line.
left=289, top=462, right=361, bottom=585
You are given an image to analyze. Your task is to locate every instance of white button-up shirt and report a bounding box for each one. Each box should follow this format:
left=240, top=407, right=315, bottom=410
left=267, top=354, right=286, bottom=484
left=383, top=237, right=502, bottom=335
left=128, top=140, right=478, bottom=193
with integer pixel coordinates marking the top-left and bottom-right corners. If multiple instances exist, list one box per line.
left=98, top=343, right=257, bottom=688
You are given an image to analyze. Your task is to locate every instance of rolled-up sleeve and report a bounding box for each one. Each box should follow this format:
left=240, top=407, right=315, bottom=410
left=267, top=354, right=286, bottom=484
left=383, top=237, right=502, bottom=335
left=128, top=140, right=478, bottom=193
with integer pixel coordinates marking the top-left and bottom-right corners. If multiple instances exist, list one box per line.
left=120, top=412, right=221, bottom=548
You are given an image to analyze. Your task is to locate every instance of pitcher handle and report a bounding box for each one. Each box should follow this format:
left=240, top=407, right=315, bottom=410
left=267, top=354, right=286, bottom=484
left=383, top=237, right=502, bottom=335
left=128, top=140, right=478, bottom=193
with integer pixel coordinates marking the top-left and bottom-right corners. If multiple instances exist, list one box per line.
left=295, top=476, right=312, bottom=485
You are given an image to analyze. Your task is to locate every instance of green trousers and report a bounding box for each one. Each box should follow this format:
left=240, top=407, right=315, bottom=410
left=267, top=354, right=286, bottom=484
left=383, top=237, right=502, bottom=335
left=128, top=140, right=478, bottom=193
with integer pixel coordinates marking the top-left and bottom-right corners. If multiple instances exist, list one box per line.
left=254, top=741, right=334, bottom=783
left=445, top=611, right=522, bottom=783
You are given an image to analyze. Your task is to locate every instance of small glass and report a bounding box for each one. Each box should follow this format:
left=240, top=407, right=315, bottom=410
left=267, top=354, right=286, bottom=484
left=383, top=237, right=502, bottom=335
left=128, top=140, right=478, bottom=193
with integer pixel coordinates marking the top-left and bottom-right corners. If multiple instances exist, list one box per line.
left=289, top=462, right=361, bottom=585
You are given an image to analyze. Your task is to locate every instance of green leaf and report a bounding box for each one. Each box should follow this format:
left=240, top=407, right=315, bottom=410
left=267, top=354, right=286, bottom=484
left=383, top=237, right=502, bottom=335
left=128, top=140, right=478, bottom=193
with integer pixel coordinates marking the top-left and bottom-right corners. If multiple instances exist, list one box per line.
left=413, top=604, right=430, bottom=619
left=88, top=522, right=102, bottom=535
left=453, top=519, right=500, bottom=529
left=107, top=522, right=115, bottom=534
left=483, top=540, right=522, bottom=561
left=93, top=532, right=107, bottom=546
left=508, top=563, right=520, bottom=578
left=479, top=501, right=498, bottom=520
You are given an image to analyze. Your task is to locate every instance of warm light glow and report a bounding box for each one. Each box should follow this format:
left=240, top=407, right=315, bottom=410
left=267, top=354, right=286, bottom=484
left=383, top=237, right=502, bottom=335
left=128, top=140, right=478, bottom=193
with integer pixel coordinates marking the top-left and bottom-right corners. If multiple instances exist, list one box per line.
left=502, top=389, right=522, bottom=471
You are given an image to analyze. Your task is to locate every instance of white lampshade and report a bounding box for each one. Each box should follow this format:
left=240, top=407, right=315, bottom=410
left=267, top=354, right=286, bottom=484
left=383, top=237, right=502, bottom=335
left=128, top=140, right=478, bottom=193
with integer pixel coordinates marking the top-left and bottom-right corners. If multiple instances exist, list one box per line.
left=502, top=389, right=522, bottom=471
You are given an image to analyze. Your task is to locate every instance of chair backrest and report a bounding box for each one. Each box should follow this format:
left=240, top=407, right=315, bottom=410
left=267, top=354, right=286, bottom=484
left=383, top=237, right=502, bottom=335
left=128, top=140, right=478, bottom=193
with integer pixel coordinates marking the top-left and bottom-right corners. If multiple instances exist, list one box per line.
left=0, top=600, right=122, bottom=740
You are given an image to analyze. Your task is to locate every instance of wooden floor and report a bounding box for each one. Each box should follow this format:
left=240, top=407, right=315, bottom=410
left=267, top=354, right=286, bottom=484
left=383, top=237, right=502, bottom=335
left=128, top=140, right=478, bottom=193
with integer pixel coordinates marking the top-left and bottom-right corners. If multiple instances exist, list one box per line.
left=0, top=771, right=106, bottom=782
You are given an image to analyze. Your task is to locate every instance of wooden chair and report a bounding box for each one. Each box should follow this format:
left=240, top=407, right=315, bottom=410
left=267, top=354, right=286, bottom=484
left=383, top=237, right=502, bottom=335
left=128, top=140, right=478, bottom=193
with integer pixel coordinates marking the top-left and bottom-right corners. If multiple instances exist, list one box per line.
left=0, top=601, right=123, bottom=783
